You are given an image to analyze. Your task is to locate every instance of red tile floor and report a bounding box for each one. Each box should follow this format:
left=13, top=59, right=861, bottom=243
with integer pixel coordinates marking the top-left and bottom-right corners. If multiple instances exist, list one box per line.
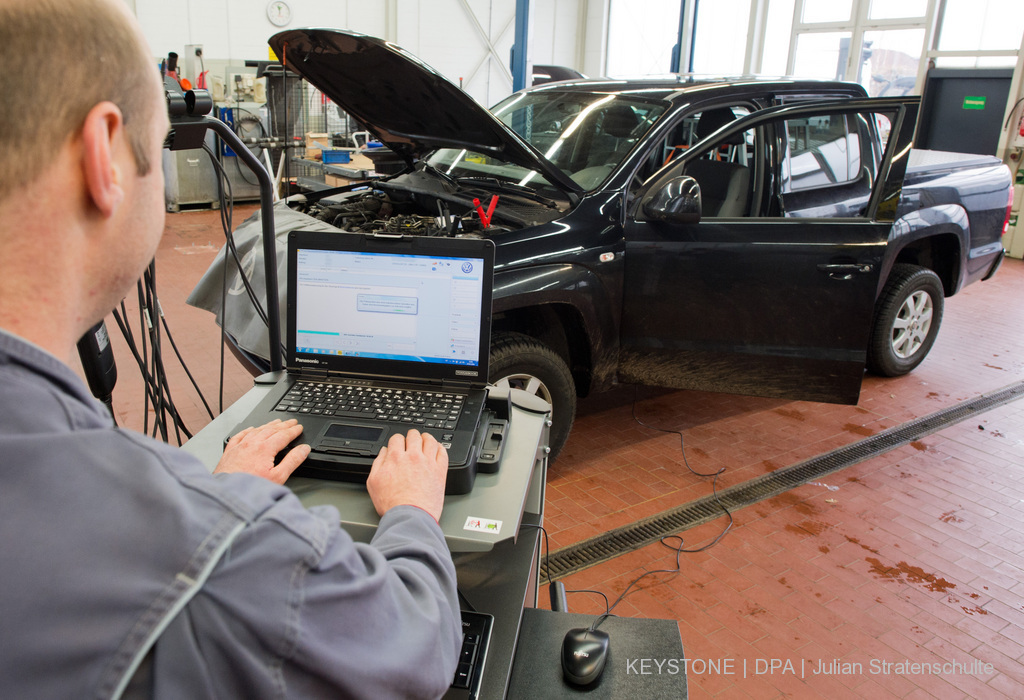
left=77, top=205, right=1024, bottom=698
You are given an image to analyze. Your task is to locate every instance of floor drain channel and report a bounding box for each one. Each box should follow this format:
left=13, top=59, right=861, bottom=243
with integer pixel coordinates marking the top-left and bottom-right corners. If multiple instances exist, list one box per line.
left=543, top=379, right=1024, bottom=582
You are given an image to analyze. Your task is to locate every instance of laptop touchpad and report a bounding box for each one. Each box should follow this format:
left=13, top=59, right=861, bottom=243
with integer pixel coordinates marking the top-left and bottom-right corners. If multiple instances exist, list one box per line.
left=316, top=423, right=385, bottom=456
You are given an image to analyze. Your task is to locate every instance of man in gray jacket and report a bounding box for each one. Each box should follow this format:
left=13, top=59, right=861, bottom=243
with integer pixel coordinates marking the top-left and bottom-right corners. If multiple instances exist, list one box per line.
left=0, top=0, right=461, bottom=697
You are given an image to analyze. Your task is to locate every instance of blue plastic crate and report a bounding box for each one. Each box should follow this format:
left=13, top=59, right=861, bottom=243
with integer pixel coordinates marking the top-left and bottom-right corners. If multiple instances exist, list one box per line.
left=322, top=150, right=351, bottom=164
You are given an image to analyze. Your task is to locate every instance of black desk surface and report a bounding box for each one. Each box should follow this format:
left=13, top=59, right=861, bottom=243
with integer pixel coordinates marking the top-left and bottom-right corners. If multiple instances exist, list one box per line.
left=507, top=608, right=687, bottom=699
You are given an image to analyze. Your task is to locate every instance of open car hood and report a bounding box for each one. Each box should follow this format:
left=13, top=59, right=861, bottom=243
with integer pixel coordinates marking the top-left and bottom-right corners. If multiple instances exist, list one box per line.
left=269, top=29, right=583, bottom=198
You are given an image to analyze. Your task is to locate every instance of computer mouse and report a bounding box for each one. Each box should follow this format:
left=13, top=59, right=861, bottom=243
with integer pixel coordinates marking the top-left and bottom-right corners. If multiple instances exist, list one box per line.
left=561, top=627, right=610, bottom=686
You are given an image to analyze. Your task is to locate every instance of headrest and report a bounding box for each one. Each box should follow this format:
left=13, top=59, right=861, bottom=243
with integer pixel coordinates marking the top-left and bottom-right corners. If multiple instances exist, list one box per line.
left=696, top=108, right=744, bottom=144
left=601, top=104, right=640, bottom=138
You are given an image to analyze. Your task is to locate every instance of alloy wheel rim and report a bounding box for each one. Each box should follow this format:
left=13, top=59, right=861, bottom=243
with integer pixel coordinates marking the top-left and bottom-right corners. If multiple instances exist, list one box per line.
left=493, top=373, right=554, bottom=408
left=891, top=290, right=933, bottom=359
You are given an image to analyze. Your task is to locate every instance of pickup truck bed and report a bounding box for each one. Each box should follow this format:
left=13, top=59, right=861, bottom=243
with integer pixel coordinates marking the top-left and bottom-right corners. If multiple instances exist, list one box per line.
left=907, top=149, right=1002, bottom=170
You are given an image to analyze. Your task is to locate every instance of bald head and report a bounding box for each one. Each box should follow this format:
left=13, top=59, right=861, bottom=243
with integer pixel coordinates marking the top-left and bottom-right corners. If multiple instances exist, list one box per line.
left=0, top=0, right=162, bottom=202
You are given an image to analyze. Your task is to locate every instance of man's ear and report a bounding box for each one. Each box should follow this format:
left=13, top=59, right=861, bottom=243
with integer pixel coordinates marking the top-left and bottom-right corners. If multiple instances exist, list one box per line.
left=81, top=101, right=127, bottom=217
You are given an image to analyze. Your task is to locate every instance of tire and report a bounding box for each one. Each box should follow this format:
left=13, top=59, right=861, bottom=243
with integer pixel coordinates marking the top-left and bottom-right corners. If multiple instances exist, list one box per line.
left=867, top=264, right=944, bottom=377
left=488, top=332, right=576, bottom=461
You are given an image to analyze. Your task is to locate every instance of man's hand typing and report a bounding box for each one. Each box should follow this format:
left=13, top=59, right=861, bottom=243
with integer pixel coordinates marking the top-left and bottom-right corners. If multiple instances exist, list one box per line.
left=367, top=429, right=448, bottom=522
left=214, top=418, right=310, bottom=485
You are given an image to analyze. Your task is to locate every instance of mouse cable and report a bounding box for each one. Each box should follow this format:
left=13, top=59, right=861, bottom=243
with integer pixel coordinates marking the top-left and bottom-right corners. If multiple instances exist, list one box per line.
left=528, top=526, right=691, bottom=633
left=521, top=522, right=552, bottom=583
left=587, top=534, right=689, bottom=632
left=521, top=389, right=735, bottom=626
left=525, top=504, right=731, bottom=632
left=521, top=523, right=612, bottom=614
left=630, top=384, right=734, bottom=549
left=630, top=384, right=722, bottom=479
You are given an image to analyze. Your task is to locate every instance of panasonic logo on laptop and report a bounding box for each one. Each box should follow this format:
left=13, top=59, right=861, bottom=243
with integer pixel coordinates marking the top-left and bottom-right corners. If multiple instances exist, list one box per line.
left=455, top=370, right=478, bottom=377
left=295, top=358, right=321, bottom=365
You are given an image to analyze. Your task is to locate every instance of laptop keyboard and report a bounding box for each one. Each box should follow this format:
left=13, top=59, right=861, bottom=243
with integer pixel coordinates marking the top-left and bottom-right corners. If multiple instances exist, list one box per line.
left=445, top=610, right=493, bottom=700
left=273, top=381, right=465, bottom=429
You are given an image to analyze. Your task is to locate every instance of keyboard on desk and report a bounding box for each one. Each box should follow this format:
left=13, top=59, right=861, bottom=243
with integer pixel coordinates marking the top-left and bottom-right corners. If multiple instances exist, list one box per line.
left=274, top=381, right=465, bottom=430
left=445, top=610, right=493, bottom=700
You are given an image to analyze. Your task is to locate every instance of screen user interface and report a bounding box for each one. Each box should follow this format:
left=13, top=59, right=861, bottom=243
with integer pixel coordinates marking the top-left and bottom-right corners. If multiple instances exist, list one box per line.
left=294, top=248, right=485, bottom=366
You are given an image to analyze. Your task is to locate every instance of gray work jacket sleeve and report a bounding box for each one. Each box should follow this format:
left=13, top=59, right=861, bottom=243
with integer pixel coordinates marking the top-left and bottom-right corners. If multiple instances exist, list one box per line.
left=151, top=470, right=464, bottom=700
left=0, top=329, right=462, bottom=700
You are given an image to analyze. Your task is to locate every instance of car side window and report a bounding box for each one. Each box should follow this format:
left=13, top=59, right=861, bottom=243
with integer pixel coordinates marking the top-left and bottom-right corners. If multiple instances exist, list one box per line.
left=639, top=119, right=761, bottom=220
left=679, top=121, right=758, bottom=218
left=633, top=105, right=752, bottom=189
left=780, top=111, right=891, bottom=218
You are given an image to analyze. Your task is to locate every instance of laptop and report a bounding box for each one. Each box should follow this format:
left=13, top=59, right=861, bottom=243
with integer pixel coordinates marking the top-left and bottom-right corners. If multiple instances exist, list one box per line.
left=233, top=229, right=495, bottom=493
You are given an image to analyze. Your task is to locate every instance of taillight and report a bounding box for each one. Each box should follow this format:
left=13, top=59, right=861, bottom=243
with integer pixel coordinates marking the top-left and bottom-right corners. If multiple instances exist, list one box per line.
left=1003, top=186, right=1014, bottom=236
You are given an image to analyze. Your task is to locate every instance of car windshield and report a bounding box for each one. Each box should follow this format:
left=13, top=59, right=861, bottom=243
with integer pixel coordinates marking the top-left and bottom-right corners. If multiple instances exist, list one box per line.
left=425, top=91, right=668, bottom=193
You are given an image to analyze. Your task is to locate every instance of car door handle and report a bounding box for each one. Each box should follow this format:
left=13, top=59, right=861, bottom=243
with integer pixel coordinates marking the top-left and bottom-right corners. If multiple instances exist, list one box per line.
left=817, top=263, right=873, bottom=280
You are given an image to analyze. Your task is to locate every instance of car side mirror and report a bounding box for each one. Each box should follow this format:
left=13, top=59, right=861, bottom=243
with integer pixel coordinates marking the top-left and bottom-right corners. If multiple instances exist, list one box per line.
left=644, top=176, right=702, bottom=224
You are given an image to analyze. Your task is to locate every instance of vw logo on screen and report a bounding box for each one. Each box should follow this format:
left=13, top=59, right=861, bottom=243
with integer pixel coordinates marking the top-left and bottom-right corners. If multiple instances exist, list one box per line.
left=461, top=261, right=474, bottom=274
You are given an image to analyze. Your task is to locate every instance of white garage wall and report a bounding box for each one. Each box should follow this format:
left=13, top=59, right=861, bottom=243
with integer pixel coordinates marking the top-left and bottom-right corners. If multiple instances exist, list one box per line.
left=395, top=0, right=517, bottom=107
left=137, top=1, right=387, bottom=65
left=532, top=0, right=586, bottom=72
left=134, top=0, right=589, bottom=108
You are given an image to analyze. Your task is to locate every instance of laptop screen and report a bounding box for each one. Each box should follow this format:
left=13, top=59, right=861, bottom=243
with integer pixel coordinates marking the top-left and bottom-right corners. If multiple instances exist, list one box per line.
left=287, top=231, right=494, bottom=384
left=295, top=248, right=485, bottom=365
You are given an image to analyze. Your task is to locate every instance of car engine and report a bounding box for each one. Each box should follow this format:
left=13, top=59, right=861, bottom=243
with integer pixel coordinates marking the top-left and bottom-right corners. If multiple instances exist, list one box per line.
left=300, top=189, right=501, bottom=237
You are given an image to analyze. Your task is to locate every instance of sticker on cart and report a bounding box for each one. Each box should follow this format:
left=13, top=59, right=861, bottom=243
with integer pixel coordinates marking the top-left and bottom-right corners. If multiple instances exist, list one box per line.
left=464, top=517, right=502, bottom=534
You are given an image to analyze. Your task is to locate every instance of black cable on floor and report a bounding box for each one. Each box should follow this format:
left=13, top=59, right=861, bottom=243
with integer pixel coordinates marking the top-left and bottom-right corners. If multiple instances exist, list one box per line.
left=630, top=384, right=734, bottom=551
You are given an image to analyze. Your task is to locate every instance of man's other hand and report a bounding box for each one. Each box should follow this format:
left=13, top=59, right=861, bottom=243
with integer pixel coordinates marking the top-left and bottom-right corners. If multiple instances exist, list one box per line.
left=214, top=418, right=310, bottom=485
left=367, top=429, right=448, bottom=522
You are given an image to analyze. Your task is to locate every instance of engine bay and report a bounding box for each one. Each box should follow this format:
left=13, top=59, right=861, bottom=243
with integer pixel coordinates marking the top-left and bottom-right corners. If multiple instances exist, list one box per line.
left=291, top=168, right=568, bottom=238
left=299, top=189, right=500, bottom=237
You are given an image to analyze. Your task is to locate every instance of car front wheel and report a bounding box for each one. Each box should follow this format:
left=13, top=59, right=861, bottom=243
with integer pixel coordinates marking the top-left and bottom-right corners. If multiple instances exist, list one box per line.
left=488, top=332, right=576, bottom=460
left=867, top=264, right=944, bottom=377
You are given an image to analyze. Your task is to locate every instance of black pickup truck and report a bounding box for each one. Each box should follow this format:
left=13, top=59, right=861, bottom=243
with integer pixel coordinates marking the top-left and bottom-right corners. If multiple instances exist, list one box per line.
left=189, top=29, right=1012, bottom=458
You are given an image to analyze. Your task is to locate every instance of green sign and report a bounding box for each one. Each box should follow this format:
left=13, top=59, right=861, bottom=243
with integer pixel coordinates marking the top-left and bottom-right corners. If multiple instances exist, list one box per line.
left=963, top=96, right=987, bottom=110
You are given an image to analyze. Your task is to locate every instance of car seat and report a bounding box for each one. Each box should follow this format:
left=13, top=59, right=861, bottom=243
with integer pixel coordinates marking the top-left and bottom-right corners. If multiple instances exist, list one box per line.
left=683, top=108, right=750, bottom=217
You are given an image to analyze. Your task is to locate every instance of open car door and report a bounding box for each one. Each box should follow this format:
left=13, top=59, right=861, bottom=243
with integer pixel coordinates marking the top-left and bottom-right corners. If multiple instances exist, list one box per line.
left=620, top=97, right=920, bottom=404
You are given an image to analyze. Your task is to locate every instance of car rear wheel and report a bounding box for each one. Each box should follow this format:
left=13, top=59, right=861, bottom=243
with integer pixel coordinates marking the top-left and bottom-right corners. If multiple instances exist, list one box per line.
left=488, top=332, right=576, bottom=460
left=867, top=264, right=944, bottom=377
